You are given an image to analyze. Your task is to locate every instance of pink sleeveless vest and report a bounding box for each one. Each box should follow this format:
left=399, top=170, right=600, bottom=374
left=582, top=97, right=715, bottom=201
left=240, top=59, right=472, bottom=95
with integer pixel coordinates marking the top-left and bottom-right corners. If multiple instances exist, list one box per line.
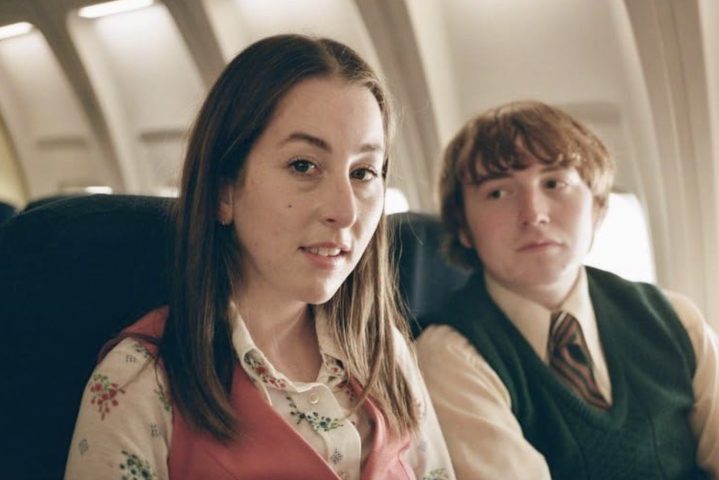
left=113, top=307, right=415, bottom=480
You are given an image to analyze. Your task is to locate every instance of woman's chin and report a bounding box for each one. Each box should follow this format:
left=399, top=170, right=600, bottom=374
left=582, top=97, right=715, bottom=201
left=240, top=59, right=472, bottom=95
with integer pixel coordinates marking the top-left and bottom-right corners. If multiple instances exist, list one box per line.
left=303, top=283, right=345, bottom=306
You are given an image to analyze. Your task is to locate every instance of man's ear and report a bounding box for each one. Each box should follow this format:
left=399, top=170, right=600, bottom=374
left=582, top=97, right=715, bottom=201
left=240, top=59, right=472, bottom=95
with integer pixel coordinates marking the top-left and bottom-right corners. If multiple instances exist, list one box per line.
left=587, top=200, right=608, bottom=252
left=217, top=182, right=234, bottom=226
left=458, top=228, right=473, bottom=249
left=593, top=201, right=608, bottom=231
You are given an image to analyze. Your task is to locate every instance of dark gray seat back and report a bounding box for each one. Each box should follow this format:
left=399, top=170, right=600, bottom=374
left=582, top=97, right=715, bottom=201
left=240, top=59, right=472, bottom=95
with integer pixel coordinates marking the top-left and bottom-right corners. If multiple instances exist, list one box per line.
left=0, top=196, right=468, bottom=478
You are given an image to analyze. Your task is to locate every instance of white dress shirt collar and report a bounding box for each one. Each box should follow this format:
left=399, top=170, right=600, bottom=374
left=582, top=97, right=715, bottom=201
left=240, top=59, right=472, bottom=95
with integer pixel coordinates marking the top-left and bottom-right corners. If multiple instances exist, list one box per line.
left=484, top=267, right=611, bottom=399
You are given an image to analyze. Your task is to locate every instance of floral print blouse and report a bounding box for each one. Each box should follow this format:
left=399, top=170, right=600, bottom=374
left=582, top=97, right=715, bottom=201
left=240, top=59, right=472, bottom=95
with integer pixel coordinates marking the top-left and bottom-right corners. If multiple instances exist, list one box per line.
left=64, top=305, right=454, bottom=480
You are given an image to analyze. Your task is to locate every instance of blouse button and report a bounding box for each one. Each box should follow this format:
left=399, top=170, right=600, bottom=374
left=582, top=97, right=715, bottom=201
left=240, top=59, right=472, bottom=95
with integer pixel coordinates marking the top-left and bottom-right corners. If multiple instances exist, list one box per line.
left=309, top=393, right=320, bottom=405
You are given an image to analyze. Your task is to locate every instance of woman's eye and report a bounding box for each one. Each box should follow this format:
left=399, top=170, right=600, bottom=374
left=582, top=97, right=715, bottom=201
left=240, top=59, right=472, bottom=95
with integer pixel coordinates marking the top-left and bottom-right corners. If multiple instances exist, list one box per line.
left=487, top=189, right=506, bottom=200
left=289, top=159, right=316, bottom=175
left=350, top=167, right=379, bottom=182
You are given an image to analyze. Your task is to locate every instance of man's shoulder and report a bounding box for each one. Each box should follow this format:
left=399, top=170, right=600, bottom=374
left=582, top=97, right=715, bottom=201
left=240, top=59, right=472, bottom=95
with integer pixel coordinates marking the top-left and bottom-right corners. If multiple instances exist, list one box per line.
left=585, top=266, right=666, bottom=300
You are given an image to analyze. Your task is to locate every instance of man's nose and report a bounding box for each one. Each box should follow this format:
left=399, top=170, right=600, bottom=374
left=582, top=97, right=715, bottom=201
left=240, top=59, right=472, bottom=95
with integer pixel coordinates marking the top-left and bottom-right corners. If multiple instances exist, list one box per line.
left=518, top=189, right=550, bottom=227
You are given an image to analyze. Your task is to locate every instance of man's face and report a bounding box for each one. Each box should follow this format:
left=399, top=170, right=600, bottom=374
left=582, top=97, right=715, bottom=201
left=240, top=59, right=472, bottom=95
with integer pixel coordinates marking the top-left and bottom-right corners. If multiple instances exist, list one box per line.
left=460, top=158, right=598, bottom=308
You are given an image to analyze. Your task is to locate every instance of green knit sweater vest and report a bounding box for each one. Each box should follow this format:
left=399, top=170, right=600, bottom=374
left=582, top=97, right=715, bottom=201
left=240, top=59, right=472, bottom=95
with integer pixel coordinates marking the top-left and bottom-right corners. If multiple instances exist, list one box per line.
left=433, top=267, right=707, bottom=479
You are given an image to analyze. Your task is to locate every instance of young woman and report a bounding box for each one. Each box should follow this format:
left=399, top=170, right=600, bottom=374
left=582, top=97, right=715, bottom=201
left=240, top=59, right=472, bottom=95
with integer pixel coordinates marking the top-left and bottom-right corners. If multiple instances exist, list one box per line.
left=65, top=34, right=454, bottom=479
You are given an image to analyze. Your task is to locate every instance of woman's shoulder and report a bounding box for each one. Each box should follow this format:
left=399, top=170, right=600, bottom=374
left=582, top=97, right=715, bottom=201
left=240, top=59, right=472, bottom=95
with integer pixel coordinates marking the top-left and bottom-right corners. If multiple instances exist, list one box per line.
left=91, top=307, right=173, bottom=413
left=98, top=306, right=169, bottom=361
left=94, top=337, right=167, bottom=399
left=80, top=336, right=173, bottom=436
left=66, top=339, right=173, bottom=479
left=125, top=306, right=170, bottom=339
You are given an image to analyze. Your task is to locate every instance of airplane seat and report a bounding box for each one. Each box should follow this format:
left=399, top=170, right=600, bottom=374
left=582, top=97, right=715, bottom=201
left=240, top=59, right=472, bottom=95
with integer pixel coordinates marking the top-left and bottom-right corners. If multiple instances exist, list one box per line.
left=0, top=195, right=467, bottom=478
left=0, top=194, right=173, bottom=479
left=23, top=193, right=85, bottom=211
left=388, top=211, right=471, bottom=337
left=0, top=199, right=17, bottom=227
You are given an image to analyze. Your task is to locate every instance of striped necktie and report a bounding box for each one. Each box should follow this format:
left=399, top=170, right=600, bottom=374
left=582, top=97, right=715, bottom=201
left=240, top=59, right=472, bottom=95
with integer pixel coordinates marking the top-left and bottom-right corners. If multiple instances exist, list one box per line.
left=547, top=311, right=610, bottom=409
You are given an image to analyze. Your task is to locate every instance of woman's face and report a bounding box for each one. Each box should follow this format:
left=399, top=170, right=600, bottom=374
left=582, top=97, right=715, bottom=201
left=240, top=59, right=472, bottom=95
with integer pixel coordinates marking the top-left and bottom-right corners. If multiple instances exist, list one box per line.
left=219, top=76, right=386, bottom=309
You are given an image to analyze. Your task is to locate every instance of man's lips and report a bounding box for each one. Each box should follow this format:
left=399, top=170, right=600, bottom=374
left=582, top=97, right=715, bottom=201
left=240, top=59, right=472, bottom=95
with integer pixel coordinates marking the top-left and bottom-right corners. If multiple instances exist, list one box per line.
left=516, top=240, right=561, bottom=252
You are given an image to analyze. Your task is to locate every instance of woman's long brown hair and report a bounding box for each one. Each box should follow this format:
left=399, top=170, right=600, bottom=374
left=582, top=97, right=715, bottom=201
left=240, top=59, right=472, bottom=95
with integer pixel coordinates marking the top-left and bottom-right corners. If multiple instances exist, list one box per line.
left=161, top=34, right=418, bottom=442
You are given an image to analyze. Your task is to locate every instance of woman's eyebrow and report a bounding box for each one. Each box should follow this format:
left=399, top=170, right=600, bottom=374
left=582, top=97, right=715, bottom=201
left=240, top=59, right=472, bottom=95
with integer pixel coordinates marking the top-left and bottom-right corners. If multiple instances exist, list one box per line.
left=279, top=131, right=384, bottom=155
left=280, top=131, right=331, bottom=152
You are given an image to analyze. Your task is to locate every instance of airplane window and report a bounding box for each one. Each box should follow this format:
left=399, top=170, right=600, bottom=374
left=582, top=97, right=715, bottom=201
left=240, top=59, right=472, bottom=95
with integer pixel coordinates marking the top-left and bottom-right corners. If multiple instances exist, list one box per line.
left=75, top=185, right=113, bottom=194
left=385, top=187, right=409, bottom=214
left=0, top=22, right=34, bottom=40
left=155, top=185, right=179, bottom=198
left=78, top=0, right=155, bottom=19
left=584, top=192, right=656, bottom=283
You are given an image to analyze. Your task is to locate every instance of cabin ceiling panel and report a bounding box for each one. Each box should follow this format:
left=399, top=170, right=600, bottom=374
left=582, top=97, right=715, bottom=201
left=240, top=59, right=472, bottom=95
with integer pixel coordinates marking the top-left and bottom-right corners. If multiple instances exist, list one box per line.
left=162, top=0, right=225, bottom=87
left=68, top=2, right=205, bottom=193
left=0, top=32, right=88, bottom=136
left=201, top=0, right=251, bottom=62
left=433, top=0, right=640, bottom=205
left=86, top=4, right=205, bottom=130
left=205, top=0, right=381, bottom=73
left=138, top=128, right=185, bottom=193
left=0, top=115, right=28, bottom=205
left=405, top=0, right=461, bottom=147
left=25, top=140, right=100, bottom=195
left=442, top=0, right=628, bottom=113
left=0, top=27, right=106, bottom=197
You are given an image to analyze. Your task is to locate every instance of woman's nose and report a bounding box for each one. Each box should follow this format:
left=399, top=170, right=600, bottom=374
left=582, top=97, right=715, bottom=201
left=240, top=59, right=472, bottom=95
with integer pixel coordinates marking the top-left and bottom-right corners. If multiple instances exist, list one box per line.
left=321, top=177, right=357, bottom=228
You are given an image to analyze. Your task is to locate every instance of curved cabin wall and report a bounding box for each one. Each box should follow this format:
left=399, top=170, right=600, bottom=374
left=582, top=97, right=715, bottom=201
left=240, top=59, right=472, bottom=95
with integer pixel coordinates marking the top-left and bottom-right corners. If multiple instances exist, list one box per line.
left=0, top=119, right=26, bottom=207
left=0, top=0, right=716, bottom=329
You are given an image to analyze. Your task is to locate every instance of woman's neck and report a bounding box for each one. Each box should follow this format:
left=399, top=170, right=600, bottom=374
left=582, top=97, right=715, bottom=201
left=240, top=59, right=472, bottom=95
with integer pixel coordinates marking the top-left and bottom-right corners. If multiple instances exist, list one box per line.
left=234, top=286, right=322, bottom=383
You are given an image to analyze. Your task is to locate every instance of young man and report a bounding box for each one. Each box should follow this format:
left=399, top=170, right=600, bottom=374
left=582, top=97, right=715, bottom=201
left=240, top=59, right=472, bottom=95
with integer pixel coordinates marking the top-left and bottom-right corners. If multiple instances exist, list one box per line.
left=417, top=100, right=719, bottom=479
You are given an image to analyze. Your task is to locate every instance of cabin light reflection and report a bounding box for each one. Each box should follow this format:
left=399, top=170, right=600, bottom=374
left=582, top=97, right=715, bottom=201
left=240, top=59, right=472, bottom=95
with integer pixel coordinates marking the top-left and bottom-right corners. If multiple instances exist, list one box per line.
left=385, top=187, right=409, bottom=214
left=584, top=192, right=656, bottom=283
left=78, top=0, right=155, bottom=19
left=82, top=186, right=114, bottom=194
left=0, top=22, right=33, bottom=41
left=155, top=186, right=179, bottom=198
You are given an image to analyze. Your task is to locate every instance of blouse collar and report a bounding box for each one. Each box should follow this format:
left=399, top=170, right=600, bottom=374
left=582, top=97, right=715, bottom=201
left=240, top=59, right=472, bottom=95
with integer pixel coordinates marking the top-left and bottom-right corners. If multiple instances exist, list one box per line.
left=228, top=301, right=348, bottom=392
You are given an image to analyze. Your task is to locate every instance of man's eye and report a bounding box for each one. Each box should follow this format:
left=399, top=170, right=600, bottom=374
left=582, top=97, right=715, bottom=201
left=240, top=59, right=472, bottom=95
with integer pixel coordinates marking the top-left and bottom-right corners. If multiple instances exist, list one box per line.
left=545, top=179, right=567, bottom=189
left=350, top=167, right=378, bottom=182
left=289, top=159, right=316, bottom=175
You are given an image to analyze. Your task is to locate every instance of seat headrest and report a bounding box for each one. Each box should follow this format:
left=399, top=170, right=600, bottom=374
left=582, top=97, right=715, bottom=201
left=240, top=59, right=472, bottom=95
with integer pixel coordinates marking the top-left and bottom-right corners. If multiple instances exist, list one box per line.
left=0, top=196, right=469, bottom=478
left=0, top=198, right=466, bottom=336
left=0, top=194, right=173, bottom=478
left=388, top=211, right=471, bottom=336
left=1, top=194, right=173, bottom=326
left=22, top=193, right=85, bottom=212
left=0, top=199, right=17, bottom=226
